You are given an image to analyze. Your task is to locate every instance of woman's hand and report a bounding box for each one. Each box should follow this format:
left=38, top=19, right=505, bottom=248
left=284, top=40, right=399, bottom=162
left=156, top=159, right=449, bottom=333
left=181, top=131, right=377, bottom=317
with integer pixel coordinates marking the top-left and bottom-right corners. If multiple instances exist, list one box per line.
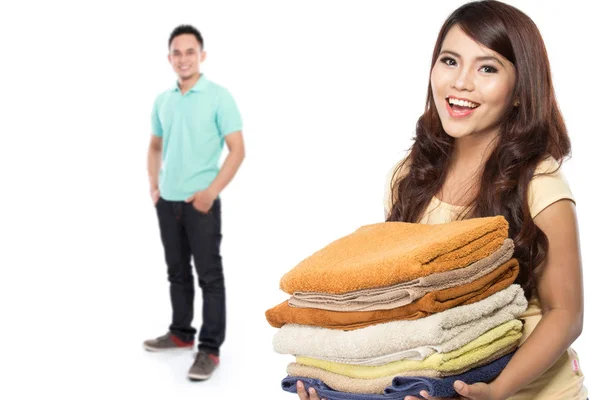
left=403, top=381, right=499, bottom=400
left=296, top=380, right=327, bottom=400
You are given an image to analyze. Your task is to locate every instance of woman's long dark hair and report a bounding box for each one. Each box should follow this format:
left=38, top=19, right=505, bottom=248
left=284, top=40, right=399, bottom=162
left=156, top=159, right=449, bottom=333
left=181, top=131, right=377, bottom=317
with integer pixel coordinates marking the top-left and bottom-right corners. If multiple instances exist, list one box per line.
left=386, top=0, right=570, bottom=299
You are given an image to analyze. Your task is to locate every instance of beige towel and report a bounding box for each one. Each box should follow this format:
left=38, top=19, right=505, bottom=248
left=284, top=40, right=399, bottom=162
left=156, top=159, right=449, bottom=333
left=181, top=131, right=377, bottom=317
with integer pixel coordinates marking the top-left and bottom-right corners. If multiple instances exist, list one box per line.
left=327, top=320, right=522, bottom=366
left=296, top=320, right=522, bottom=378
left=289, top=239, right=514, bottom=311
left=274, top=285, right=527, bottom=362
left=280, top=216, right=508, bottom=294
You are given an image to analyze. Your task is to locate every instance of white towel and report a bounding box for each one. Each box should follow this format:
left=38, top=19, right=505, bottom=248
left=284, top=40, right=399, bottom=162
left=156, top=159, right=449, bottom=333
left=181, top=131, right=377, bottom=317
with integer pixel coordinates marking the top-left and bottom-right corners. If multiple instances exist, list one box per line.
left=273, top=284, right=527, bottom=364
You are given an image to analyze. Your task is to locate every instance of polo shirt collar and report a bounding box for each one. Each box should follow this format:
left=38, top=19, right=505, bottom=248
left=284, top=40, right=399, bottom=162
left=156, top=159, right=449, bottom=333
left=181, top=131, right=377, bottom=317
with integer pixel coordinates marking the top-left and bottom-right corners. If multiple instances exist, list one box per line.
left=173, top=73, right=208, bottom=93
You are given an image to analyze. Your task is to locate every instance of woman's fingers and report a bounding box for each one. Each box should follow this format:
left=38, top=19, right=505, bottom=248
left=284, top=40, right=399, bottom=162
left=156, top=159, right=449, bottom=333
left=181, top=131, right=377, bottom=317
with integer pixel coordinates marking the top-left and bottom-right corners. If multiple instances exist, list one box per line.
left=297, top=381, right=310, bottom=400
left=308, top=386, right=322, bottom=400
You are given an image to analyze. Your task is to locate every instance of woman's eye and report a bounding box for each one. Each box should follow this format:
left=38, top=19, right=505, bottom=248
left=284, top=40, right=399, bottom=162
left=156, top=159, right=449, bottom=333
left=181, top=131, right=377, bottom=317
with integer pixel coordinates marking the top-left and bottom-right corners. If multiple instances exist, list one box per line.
left=480, top=65, right=498, bottom=73
left=440, top=57, right=457, bottom=66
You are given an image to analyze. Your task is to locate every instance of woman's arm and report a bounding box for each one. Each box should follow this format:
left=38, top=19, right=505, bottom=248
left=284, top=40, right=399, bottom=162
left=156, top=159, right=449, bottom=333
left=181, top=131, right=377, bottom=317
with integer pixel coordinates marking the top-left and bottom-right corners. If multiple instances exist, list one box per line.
left=487, top=199, right=584, bottom=399
left=411, top=199, right=584, bottom=400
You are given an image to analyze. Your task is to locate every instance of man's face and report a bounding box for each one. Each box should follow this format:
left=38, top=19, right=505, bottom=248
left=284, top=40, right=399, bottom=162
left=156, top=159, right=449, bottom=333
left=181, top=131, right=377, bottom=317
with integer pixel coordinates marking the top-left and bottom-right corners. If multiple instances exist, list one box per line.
left=168, top=34, right=205, bottom=80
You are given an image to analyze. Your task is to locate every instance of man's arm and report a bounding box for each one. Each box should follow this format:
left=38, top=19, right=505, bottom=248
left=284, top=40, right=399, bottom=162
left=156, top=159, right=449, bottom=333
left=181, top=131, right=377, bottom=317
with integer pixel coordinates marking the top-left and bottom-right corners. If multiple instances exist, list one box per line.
left=147, top=135, right=162, bottom=202
left=207, top=131, right=245, bottom=198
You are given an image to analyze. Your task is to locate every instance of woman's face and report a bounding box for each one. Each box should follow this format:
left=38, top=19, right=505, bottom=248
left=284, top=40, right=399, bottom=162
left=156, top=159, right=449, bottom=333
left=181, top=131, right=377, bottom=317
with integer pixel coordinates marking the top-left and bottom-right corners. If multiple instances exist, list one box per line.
left=430, top=25, right=516, bottom=140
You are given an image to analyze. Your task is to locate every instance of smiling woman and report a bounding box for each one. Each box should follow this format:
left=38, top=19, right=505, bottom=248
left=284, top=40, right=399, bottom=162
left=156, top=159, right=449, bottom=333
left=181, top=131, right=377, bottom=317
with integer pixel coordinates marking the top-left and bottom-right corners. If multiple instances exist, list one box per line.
left=431, top=28, right=517, bottom=138
left=385, top=1, right=586, bottom=399
left=294, top=1, right=587, bottom=400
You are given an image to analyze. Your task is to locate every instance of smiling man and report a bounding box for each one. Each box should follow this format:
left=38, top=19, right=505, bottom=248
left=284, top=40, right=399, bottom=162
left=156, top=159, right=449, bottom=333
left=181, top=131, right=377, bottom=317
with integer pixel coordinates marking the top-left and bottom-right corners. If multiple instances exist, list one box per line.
left=144, top=25, right=245, bottom=382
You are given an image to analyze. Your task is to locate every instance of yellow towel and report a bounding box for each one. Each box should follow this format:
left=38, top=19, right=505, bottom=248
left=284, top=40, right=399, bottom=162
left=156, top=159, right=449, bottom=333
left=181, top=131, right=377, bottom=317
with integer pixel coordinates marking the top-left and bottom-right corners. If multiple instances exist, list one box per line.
left=296, top=320, right=522, bottom=379
left=280, top=216, right=508, bottom=294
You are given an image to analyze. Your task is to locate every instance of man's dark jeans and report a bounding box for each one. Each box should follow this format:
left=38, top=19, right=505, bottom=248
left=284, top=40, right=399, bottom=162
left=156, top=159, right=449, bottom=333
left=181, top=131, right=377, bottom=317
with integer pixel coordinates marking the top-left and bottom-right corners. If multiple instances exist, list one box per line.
left=155, top=196, right=225, bottom=356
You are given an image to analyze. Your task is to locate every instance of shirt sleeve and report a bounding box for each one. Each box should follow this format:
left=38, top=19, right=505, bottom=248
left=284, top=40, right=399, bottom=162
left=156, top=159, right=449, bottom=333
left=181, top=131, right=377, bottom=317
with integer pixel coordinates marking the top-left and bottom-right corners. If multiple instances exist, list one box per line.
left=527, top=157, right=576, bottom=219
left=216, top=89, right=242, bottom=138
left=383, top=165, right=395, bottom=218
left=383, top=159, right=408, bottom=218
left=151, top=96, right=163, bottom=137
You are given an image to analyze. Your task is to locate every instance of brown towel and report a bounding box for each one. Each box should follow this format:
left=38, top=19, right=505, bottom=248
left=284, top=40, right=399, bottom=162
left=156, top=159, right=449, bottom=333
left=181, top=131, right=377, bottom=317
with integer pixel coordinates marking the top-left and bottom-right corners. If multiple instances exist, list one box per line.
left=289, top=239, right=514, bottom=311
left=266, top=259, right=518, bottom=329
left=285, top=343, right=518, bottom=394
left=280, top=216, right=508, bottom=294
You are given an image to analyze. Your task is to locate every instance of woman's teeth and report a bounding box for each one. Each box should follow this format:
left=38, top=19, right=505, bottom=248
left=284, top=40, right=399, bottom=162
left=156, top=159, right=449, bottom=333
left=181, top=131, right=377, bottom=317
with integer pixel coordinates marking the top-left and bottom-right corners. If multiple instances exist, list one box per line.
left=448, top=98, right=479, bottom=108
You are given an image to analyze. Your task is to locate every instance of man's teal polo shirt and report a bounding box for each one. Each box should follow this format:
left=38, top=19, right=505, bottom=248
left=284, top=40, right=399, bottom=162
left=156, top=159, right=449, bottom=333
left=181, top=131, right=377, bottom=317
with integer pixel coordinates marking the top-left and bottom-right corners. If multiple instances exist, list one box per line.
left=151, top=74, right=242, bottom=201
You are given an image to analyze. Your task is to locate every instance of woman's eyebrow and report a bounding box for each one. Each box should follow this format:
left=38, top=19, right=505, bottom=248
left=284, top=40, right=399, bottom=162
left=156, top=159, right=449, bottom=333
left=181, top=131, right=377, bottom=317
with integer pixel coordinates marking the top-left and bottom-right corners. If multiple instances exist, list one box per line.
left=440, top=49, right=505, bottom=67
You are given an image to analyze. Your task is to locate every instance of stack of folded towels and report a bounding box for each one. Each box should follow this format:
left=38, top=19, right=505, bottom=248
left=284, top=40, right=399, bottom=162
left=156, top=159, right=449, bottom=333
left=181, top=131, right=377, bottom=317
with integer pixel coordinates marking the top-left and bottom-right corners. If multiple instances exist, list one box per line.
left=265, top=216, right=528, bottom=399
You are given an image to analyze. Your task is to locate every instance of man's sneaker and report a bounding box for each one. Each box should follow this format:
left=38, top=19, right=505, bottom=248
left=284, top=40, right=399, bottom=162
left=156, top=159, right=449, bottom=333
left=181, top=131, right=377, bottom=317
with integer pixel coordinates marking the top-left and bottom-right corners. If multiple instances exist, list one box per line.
left=143, top=332, right=194, bottom=352
left=188, top=351, right=219, bottom=381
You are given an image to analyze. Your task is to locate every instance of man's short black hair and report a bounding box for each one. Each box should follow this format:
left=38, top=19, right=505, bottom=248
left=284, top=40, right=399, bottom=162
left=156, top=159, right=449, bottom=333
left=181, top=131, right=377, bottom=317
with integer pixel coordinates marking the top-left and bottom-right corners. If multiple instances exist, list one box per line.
left=168, top=25, right=203, bottom=49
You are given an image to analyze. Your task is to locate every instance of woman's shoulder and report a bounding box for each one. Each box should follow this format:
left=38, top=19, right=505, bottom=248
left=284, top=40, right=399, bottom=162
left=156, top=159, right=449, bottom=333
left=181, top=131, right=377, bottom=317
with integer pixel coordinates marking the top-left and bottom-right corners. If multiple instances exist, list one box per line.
left=528, top=155, right=575, bottom=219
left=533, top=155, right=562, bottom=175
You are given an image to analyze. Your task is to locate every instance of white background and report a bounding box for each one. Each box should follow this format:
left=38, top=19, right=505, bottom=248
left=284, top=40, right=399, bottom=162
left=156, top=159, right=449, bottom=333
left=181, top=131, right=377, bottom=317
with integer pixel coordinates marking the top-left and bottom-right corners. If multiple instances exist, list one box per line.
left=1, top=0, right=597, bottom=398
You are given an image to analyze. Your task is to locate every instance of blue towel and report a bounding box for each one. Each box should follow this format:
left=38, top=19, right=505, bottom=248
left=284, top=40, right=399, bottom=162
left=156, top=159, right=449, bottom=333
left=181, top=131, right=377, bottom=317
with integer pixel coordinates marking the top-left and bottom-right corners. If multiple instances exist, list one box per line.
left=386, top=352, right=515, bottom=397
left=281, top=352, right=514, bottom=399
left=281, top=377, right=400, bottom=399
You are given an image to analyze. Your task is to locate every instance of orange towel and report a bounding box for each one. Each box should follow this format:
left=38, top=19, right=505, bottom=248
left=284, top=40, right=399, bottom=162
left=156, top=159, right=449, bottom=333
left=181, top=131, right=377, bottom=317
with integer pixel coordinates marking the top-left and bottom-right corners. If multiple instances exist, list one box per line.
left=266, top=259, right=518, bottom=330
left=280, top=216, right=508, bottom=294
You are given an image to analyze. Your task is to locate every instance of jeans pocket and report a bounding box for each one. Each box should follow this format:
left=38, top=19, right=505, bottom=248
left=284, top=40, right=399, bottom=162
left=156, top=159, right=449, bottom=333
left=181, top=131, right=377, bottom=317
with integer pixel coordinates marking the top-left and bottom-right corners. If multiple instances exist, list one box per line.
left=192, top=197, right=220, bottom=215
left=190, top=202, right=211, bottom=215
